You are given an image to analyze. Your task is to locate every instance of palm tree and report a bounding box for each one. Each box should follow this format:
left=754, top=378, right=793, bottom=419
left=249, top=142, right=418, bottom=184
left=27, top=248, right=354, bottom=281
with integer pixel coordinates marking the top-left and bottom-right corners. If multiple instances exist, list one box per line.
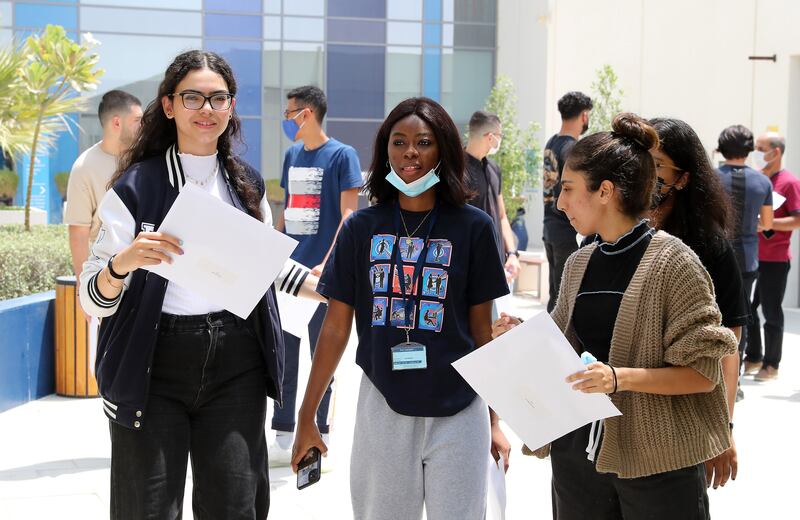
left=0, top=42, right=37, bottom=158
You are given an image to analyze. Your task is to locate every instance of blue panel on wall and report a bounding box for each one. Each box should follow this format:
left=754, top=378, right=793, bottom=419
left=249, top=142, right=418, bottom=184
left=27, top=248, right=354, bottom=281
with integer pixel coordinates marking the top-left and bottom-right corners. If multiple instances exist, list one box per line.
left=238, top=118, right=261, bottom=174
left=48, top=118, right=79, bottom=224
left=204, top=39, right=262, bottom=117
left=327, top=45, right=385, bottom=119
left=423, top=48, right=441, bottom=101
left=205, top=13, right=261, bottom=39
left=327, top=120, right=379, bottom=171
left=0, top=292, right=56, bottom=413
left=328, top=0, right=385, bottom=19
left=327, top=19, right=385, bottom=44
left=424, top=0, right=442, bottom=21
left=423, top=23, right=441, bottom=46
left=15, top=3, right=77, bottom=29
left=205, top=0, right=261, bottom=13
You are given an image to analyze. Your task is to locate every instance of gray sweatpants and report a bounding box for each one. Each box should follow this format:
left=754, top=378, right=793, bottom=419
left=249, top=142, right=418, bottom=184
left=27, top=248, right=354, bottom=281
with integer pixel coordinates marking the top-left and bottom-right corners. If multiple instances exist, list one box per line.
left=350, top=375, right=490, bottom=520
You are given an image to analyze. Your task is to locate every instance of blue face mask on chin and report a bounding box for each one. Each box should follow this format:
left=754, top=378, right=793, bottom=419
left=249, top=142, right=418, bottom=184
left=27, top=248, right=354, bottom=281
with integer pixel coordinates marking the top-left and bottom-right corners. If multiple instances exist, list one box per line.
left=386, top=163, right=441, bottom=198
left=281, top=111, right=305, bottom=141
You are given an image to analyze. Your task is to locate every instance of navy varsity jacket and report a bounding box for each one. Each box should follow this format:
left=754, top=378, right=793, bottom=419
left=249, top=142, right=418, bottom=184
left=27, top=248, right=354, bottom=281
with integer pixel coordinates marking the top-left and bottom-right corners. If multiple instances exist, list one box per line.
left=79, top=144, right=297, bottom=430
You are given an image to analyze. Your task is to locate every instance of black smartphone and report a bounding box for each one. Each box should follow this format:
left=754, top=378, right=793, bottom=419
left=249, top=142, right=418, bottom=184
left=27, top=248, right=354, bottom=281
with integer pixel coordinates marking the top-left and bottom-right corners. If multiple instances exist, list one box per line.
left=296, top=447, right=321, bottom=490
left=762, top=229, right=775, bottom=239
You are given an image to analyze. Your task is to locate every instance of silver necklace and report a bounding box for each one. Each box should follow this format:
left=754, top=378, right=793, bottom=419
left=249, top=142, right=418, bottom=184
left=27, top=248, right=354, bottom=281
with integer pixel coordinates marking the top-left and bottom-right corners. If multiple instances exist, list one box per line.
left=187, top=160, right=219, bottom=188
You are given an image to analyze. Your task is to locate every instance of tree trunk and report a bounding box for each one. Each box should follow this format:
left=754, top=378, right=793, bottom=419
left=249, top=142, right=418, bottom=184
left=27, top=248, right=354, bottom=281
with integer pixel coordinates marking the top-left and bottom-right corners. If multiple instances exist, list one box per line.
left=24, top=117, right=42, bottom=232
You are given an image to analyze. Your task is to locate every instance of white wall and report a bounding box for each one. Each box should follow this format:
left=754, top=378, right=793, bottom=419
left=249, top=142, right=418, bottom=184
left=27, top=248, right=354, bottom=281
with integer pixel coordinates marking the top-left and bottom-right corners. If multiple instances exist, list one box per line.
left=498, top=0, right=800, bottom=305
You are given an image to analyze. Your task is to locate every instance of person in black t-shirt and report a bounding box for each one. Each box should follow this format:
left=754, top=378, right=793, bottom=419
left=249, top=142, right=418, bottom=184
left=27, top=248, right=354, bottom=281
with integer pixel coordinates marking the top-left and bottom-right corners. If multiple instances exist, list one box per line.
left=291, top=97, right=510, bottom=520
left=543, top=91, right=593, bottom=312
left=649, top=117, right=747, bottom=491
left=464, top=110, right=522, bottom=280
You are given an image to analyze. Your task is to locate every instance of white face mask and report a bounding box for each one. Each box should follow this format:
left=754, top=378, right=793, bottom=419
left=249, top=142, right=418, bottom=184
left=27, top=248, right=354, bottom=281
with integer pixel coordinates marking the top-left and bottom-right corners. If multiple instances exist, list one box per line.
left=487, top=134, right=501, bottom=156
left=752, top=150, right=770, bottom=170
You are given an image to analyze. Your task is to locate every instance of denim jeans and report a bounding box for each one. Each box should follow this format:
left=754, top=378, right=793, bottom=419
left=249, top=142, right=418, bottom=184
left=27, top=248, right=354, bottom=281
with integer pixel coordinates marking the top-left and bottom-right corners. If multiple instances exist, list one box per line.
left=272, top=303, right=332, bottom=434
left=747, top=261, right=791, bottom=369
left=109, top=310, right=270, bottom=520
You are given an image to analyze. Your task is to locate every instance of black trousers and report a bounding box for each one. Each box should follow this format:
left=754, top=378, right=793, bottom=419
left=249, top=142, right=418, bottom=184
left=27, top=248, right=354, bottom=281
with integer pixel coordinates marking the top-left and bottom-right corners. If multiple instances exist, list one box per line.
left=738, top=270, right=757, bottom=362
left=550, top=424, right=710, bottom=520
left=747, top=261, right=790, bottom=369
left=544, top=236, right=578, bottom=313
left=110, top=311, right=270, bottom=520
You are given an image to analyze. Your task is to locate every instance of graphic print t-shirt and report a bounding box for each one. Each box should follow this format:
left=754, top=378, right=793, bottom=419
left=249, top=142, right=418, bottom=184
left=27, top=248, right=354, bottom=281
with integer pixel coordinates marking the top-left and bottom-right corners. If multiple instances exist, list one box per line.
left=281, top=138, right=363, bottom=267
left=542, top=134, right=576, bottom=242
left=317, top=201, right=509, bottom=417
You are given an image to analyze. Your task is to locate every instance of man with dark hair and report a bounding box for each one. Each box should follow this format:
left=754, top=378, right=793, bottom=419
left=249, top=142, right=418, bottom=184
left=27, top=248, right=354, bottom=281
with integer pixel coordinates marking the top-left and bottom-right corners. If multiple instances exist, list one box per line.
left=745, top=131, right=800, bottom=381
left=464, top=110, right=521, bottom=282
left=542, top=91, right=592, bottom=312
left=65, top=89, right=142, bottom=314
left=271, top=85, right=363, bottom=464
left=716, top=124, right=773, bottom=396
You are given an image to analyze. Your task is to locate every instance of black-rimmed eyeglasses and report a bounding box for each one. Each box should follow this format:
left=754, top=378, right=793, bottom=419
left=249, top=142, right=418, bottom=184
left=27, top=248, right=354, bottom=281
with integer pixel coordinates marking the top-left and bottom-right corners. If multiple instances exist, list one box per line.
left=169, top=91, right=233, bottom=111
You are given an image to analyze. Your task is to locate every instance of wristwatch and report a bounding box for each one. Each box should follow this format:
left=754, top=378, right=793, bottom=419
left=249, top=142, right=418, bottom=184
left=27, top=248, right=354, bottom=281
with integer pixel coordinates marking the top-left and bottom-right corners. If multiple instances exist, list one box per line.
left=506, top=250, right=519, bottom=258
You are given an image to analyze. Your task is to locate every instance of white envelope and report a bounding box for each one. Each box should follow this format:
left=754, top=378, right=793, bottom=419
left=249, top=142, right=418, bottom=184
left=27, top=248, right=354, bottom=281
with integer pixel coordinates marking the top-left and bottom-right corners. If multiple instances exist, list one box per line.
left=452, top=312, right=621, bottom=452
left=144, top=183, right=297, bottom=319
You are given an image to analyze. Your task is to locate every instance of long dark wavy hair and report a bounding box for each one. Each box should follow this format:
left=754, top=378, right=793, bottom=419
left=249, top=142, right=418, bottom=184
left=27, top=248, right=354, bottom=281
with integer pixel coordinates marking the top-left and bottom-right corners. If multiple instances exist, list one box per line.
left=649, top=118, right=732, bottom=255
left=111, top=50, right=262, bottom=220
left=364, top=97, right=471, bottom=206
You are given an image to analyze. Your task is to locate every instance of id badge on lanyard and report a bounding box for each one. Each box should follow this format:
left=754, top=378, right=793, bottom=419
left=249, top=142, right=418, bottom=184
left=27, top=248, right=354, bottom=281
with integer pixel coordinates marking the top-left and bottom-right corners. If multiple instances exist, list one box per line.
left=390, top=202, right=438, bottom=371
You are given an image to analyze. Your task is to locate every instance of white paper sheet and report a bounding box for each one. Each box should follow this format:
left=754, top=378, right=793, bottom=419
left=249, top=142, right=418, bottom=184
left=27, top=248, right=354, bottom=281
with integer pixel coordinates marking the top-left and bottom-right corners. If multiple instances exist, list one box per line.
left=144, top=183, right=297, bottom=319
left=452, top=311, right=621, bottom=452
left=773, top=191, right=786, bottom=211
left=486, top=455, right=507, bottom=520
left=276, top=290, right=322, bottom=338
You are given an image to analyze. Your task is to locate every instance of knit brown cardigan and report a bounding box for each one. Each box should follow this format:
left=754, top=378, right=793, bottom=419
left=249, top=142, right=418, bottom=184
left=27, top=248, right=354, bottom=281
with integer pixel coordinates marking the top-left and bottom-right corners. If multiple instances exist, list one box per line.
left=537, top=231, right=737, bottom=478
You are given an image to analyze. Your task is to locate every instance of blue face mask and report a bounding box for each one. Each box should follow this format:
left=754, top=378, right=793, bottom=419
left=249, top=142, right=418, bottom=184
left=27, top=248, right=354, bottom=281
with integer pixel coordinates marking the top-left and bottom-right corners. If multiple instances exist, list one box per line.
left=386, top=163, right=441, bottom=198
left=281, top=110, right=305, bottom=141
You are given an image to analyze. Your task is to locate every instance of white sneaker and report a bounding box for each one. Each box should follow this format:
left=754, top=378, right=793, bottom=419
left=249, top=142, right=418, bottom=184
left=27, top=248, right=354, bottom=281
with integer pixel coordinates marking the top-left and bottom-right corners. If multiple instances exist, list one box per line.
left=268, top=436, right=293, bottom=468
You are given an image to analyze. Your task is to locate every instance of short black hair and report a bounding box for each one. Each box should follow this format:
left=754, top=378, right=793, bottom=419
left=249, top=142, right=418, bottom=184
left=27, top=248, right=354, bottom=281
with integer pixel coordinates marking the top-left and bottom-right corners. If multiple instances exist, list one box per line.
left=717, top=125, right=754, bottom=160
left=365, top=97, right=471, bottom=207
left=468, top=110, right=501, bottom=136
left=287, top=85, right=327, bottom=124
left=98, top=90, right=141, bottom=128
left=557, top=91, right=593, bottom=120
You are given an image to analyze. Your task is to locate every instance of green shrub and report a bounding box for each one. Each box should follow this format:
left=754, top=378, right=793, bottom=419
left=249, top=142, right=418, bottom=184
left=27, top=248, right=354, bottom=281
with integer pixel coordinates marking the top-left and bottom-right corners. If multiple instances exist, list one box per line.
left=0, top=224, right=72, bottom=300
left=54, top=171, right=69, bottom=199
left=0, top=168, right=18, bottom=201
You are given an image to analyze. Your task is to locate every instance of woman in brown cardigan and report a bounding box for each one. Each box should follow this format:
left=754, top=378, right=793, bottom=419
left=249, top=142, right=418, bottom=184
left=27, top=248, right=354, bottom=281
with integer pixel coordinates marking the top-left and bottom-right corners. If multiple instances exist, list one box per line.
left=494, top=113, right=737, bottom=519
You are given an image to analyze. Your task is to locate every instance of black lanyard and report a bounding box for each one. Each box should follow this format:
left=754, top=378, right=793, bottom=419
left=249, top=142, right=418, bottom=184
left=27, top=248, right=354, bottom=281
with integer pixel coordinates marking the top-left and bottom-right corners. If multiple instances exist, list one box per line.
left=392, top=201, right=439, bottom=329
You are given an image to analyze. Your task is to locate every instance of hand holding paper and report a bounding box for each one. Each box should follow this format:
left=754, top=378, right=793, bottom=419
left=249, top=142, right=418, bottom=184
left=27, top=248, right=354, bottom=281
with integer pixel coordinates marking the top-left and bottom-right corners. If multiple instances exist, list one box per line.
left=453, top=311, right=621, bottom=452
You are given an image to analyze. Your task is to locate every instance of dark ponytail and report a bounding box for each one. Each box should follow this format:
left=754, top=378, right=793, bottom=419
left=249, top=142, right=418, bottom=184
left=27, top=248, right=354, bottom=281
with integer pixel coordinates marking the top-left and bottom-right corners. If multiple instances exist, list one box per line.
left=110, top=50, right=262, bottom=221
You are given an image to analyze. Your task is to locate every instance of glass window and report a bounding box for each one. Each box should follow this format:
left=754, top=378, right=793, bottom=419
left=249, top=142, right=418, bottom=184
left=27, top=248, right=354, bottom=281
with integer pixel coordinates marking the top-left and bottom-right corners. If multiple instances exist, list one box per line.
left=328, top=0, right=385, bottom=19
left=15, top=3, right=77, bottom=29
left=237, top=117, right=261, bottom=174
left=284, top=0, right=323, bottom=16
left=80, top=0, right=201, bottom=9
left=205, top=0, right=260, bottom=13
left=442, top=23, right=453, bottom=46
left=387, top=22, right=421, bottom=46
left=260, top=117, right=283, bottom=180
left=262, top=41, right=281, bottom=120
left=80, top=7, right=201, bottom=36
left=455, top=0, right=496, bottom=23
left=283, top=17, right=324, bottom=42
left=423, top=23, right=441, bottom=46
left=326, top=120, right=379, bottom=171
left=453, top=24, right=495, bottom=47
left=84, top=34, right=201, bottom=108
left=204, top=39, right=262, bottom=117
left=0, top=2, right=11, bottom=27
left=441, top=49, right=493, bottom=121
left=282, top=42, right=324, bottom=89
left=205, top=14, right=261, bottom=39
left=423, top=0, right=442, bottom=21
left=387, top=0, right=422, bottom=20
left=385, top=47, right=421, bottom=115
left=442, top=0, right=455, bottom=22
left=0, top=28, right=11, bottom=47
left=264, top=0, right=281, bottom=14
left=327, top=19, right=385, bottom=45
left=327, top=45, right=385, bottom=119
left=264, top=16, right=280, bottom=40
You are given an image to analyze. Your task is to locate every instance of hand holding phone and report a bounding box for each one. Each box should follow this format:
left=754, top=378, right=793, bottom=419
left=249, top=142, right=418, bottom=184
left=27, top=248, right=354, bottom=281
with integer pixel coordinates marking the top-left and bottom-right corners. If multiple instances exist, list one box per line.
left=297, top=447, right=321, bottom=490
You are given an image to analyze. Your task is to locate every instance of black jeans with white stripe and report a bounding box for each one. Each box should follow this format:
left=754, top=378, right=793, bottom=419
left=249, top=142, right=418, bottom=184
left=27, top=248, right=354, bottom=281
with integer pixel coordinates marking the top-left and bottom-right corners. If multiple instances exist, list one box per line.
left=109, top=310, right=269, bottom=520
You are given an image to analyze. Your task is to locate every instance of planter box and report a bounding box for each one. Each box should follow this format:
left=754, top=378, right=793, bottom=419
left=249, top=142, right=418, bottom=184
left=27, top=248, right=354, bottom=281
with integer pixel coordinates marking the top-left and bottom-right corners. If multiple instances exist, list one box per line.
left=0, top=207, right=48, bottom=226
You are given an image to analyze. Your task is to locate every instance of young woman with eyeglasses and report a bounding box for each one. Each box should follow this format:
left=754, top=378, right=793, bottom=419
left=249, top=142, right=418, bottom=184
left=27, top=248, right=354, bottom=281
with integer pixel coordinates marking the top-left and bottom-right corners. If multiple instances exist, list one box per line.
left=493, top=114, right=737, bottom=519
left=79, top=50, right=310, bottom=519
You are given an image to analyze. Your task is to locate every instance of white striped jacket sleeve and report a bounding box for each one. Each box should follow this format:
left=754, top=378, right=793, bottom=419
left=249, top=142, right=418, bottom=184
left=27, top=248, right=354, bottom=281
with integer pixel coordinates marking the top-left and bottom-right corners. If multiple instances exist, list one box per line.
left=260, top=193, right=313, bottom=297
left=79, top=190, right=135, bottom=318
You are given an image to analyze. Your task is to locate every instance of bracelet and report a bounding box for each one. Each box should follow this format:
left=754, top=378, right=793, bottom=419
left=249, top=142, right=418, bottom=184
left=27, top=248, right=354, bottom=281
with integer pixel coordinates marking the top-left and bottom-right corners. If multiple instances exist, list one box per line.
left=104, top=267, right=123, bottom=289
left=729, top=422, right=734, bottom=431
left=605, top=363, right=618, bottom=394
left=506, top=250, right=520, bottom=258
left=107, top=255, right=128, bottom=280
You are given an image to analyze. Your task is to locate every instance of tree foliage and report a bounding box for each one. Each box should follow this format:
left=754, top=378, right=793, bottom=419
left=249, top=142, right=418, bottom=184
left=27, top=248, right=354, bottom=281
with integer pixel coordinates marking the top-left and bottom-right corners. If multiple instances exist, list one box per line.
left=588, top=64, right=624, bottom=134
left=482, top=75, right=541, bottom=217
